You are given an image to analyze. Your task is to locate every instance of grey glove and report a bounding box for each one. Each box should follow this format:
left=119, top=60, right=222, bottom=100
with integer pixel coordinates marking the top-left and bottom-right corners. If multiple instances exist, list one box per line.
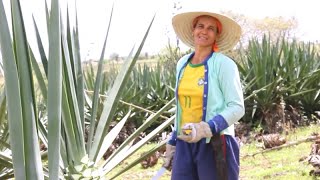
left=163, top=143, right=176, bottom=170
left=177, top=121, right=213, bottom=143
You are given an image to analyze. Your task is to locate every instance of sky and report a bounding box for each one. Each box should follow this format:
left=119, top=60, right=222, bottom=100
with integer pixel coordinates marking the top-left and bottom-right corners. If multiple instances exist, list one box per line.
left=3, top=0, right=320, bottom=60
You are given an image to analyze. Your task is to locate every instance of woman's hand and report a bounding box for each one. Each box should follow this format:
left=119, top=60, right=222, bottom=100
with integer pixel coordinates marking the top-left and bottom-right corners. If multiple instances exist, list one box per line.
left=163, top=143, right=176, bottom=170
left=177, top=121, right=213, bottom=143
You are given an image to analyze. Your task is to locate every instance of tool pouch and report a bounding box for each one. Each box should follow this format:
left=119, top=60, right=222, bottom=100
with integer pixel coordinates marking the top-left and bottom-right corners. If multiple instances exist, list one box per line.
left=210, top=134, right=228, bottom=180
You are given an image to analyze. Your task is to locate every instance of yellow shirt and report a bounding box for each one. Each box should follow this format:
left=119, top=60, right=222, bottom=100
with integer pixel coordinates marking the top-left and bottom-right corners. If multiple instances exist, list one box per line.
left=178, top=63, right=205, bottom=127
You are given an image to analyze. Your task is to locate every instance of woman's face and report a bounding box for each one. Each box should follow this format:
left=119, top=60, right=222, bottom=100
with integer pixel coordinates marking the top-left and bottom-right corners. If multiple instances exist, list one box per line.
left=192, top=16, right=219, bottom=48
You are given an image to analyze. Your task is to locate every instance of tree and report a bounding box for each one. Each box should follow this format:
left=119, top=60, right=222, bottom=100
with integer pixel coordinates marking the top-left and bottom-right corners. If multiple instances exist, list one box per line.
left=253, top=16, right=298, bottom=41
left=223, top=10, right=298, bottom=45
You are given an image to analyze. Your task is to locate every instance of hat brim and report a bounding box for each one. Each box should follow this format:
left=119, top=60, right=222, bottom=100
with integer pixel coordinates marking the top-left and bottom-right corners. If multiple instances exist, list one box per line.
left=172, top=11, right=241, bottom=52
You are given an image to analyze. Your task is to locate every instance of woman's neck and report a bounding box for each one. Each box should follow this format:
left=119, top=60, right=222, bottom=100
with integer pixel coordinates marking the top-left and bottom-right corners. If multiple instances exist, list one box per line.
left=191, top=47, right=213, bottom=64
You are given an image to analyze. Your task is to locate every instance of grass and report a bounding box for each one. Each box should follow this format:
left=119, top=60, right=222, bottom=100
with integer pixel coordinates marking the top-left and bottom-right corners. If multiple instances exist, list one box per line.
left=108, top=123, right=320, bottom=180
left=240, top=124, right=320, bottom=180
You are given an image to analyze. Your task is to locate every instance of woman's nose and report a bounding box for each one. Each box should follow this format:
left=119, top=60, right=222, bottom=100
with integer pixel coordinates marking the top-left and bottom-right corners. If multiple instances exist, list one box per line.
left=201, top=28, right=208, bottom=34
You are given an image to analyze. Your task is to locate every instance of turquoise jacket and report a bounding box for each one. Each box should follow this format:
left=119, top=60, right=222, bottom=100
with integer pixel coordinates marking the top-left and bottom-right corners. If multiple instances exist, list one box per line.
left=169, top=52, right=245, bottom=145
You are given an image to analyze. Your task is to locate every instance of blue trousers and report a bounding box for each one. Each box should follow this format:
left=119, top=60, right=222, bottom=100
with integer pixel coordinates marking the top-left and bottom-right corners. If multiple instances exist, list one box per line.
left=171, top=135, right=239, bottom=180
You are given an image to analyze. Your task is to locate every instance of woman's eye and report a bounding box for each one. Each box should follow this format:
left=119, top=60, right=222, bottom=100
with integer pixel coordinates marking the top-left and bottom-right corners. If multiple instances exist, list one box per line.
left=209, top=27, right=217, bottom=33
left=196, top=24, right=203, bottom=28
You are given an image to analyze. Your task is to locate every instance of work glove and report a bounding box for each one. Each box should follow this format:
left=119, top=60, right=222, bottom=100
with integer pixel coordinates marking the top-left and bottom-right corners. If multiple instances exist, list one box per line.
left=177, top=121, right=213, bottom=143
left=163, top=143, right=176, bottom=170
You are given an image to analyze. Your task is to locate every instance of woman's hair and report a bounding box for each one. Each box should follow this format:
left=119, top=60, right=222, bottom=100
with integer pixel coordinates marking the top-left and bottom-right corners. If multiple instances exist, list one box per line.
left=192, top=15, right=222, bottom=34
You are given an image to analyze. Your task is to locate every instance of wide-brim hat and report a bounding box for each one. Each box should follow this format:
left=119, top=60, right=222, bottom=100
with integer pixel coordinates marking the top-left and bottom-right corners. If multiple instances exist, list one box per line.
left=172, top=6, right=241, bottom=52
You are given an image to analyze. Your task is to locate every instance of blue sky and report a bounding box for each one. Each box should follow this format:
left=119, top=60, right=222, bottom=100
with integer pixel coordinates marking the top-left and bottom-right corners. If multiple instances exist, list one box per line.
left=4, top=0, right=320, bottom=60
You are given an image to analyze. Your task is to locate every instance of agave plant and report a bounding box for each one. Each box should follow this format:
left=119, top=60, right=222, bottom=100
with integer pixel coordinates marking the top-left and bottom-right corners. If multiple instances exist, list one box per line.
left=237, top=35, right=286, bottom=132
left=237, top=35, right=320, bottom=131
left=0, top=89, right=14, bottom=179
left=280, top=40, right=320, bottom=119
left=85, top=61, right=176, bottom=131
left=0, top=0, right=174, bottom=179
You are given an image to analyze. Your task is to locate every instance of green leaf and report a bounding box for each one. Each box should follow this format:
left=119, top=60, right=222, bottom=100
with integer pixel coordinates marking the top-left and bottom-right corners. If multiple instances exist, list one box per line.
left=47, top=0, right=62, bottom=178
left=104, top=98, right=174, bottom=165
left=87, top=4, right=114, bottom=153
left=0, top=0, right=45, bottom=178
left=109, top=140, right=166, bottom=180
left=61, top=13, right=86, bottom=162
left=103, top=114, right=175, bottom=175
left=95, top=110, right=131, bottom=164
left=32, top=16, right=48, bottom=77
left=0, top=151, right=13, bottom=168
left=89, top=14, right=156, bottom=162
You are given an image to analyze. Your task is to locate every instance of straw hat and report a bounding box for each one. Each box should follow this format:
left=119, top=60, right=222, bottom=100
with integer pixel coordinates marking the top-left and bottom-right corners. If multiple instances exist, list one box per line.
left=172, top=4, right=241, bottom=52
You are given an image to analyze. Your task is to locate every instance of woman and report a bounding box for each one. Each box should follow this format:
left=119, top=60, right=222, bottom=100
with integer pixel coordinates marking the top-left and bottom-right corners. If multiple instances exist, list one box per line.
left=163, top=5, right=245, bottom=180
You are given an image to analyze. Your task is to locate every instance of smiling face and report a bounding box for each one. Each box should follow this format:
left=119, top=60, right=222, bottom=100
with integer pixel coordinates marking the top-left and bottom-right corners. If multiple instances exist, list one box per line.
left=192, top=15, right=220, bottom=49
